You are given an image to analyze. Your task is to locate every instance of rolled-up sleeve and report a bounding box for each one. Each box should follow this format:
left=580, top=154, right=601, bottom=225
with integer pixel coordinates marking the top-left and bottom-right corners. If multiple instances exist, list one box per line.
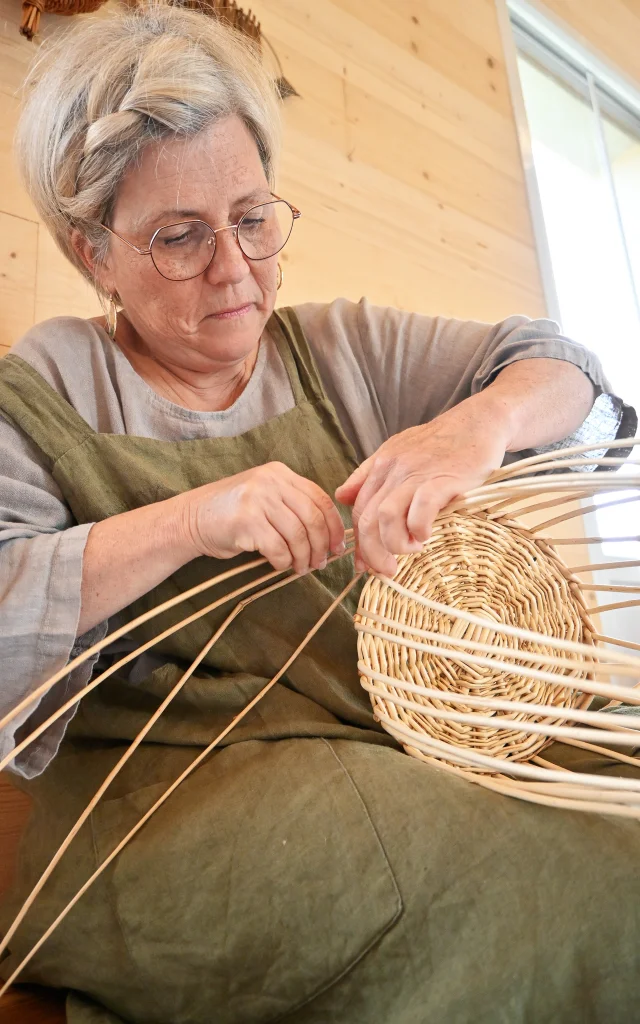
left=0, top=415, right=106, bottom=778
left=350, top=300, right=637, bottom=465
left=469, top=315, right=637, bottom=468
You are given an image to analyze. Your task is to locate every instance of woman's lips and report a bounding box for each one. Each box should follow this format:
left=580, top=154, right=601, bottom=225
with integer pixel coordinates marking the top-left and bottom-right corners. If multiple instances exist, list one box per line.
left=208, top=303, right=254, bottom=320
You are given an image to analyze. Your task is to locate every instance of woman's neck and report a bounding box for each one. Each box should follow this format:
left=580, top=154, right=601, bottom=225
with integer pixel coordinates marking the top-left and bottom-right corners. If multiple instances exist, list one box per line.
left=108, top=315, right=260, bottom=412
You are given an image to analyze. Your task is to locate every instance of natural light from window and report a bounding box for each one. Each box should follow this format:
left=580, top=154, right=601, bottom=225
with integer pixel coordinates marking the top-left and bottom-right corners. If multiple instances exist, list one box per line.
left=517, top=55, right=640, bottom=559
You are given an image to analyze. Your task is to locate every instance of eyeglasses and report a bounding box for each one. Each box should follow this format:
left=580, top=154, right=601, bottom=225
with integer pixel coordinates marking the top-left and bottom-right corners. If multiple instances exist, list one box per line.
left=101, top=195, right=301, bottom=282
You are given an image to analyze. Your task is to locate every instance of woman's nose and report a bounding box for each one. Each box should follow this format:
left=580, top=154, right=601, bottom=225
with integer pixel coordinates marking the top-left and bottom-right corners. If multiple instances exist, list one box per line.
left=204, top=225, right=250, bottom=286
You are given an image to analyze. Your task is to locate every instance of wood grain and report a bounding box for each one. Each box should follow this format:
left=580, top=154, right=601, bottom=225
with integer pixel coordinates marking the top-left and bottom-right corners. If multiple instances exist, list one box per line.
left=0, top=212, right=37, bottom=349
left=0, top=774, right=31, bottom=898
left=0, top=0, right=549, bottom=331
left=0, top=986, right=66, bottom=1024
left=541, top=0, right=640, bottom=85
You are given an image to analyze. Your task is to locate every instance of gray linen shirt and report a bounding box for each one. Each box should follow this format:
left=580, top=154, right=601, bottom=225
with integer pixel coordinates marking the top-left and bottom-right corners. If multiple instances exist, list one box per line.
left=0, top=297, right=634, bottom=777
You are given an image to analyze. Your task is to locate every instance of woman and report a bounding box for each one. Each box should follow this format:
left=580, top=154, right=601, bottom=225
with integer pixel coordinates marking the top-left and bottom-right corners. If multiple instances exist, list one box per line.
left=0, top=7, right=638, bottom=1023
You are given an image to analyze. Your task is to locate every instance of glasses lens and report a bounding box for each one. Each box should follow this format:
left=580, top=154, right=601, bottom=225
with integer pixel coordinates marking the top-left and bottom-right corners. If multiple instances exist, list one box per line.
left=238, top=200, right=294, bottom=260
left=151, top=221, right=215, bottom=281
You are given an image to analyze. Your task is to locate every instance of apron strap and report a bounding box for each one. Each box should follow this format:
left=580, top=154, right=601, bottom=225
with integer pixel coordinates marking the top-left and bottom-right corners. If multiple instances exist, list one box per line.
left=0, top=354, right=95, bottom=466
left=0, top=309, right=331, bottom=466
left=270, top=307, right=328, bottom=408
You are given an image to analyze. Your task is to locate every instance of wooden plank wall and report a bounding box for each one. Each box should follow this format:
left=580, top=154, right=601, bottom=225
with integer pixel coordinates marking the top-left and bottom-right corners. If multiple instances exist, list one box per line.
left=541, top=0, right=640, bottom=85
left=0, top=0, right=551, bottom=365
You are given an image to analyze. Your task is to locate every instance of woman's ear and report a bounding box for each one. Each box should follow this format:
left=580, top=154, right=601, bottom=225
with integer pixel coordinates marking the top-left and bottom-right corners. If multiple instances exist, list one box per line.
left=70, top=228, right=115, bottom=295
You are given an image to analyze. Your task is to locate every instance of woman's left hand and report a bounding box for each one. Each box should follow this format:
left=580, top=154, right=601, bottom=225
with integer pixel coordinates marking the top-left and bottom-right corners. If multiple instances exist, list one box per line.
left=335, top=401, right=511, bottom=576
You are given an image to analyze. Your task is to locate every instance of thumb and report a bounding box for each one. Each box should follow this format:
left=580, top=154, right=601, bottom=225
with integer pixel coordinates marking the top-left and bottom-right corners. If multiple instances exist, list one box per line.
left=335, top=459, right=371, bottom=506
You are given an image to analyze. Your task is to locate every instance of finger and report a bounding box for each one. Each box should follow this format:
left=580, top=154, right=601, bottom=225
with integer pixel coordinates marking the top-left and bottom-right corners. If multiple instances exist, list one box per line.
left=407, top=478, right=462, bottom=542
left=377, top=481, right=425, bottom=556
left=281, top=488, right=331, bottom=570
left=251, top=522, right=294, bottom=573
left=287, top=474, right=346, bottom=555
left=347, top=465, right=387, bottom=573
left=334, top=456, right=374, bottom=507
left=355, top=496, right=398, bottom=577
left=265, top=504, right=312, bottom=576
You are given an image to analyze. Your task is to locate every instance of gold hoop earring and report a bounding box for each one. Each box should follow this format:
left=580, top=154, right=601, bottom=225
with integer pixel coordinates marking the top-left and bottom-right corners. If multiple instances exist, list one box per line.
left=276, top=263, right=283, bottom=291
left=106, top=295, right=118, bottom=339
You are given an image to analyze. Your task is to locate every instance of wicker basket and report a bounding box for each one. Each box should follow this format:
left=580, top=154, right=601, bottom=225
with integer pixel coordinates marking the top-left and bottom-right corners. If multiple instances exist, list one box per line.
left=356, top=511, right=596, bottom=769
left=354, top=440, right=640, bottom=818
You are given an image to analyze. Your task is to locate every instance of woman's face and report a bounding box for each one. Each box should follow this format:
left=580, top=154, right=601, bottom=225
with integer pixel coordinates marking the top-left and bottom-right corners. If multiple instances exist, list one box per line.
left=95, top=114, right=280, bottom=373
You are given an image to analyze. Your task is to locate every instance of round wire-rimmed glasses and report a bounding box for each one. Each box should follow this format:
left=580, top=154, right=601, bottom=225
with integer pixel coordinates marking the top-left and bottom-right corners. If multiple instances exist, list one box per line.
left=101, top=195, right=301, bottom=282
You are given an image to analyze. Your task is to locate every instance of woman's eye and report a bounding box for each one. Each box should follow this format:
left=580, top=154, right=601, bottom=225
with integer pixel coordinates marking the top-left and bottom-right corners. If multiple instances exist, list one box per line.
left=161, top=231, right=192, bottom=247
left=242, top=217, right=265, bottom=230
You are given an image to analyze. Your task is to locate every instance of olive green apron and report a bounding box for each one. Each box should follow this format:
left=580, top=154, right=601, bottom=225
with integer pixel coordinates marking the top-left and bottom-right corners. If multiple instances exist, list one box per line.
left=1, top=308, right=640, bottom=1024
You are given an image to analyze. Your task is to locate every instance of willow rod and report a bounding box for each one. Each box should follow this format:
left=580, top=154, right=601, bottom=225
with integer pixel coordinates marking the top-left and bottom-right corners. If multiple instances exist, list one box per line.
left=549, top=536, right=640, bottom=545
left=485, top=491, right=596, bottom=519
left=573, top=560, right=640, bottom=575
left=487, top=436, right=640, bottom=481
left=0, top=574, right=362, bottom=998
left=0, top=545, right=356, bottom=776
left=378, top=715, right=640, bottom=794
left=0, top=533, right=355, bottom=741
left=375, top=574, right=640, bottom=669
left=593, top=633, right=640, bottom=652
left=533, top=492, right=640, bottom=533
left=357, top=635, right=637, bottom=704
left=360, top=674, right=640, bottom=736
left=360, top=667, right=638, bottom=733
left=421, top=757, right=640, bottom=819
left=0, top=555, right=267, bottom=735
left=588, top=598, right=640, bottom=615
left=355, top=611, right=640, bottom=678
left=0, top=567, right=314, bottom=963
left=361, top=679, right=640, bottom=746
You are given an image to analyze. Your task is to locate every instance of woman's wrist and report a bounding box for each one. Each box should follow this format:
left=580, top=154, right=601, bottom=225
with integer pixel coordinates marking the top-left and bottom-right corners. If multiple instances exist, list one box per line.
left=161, top=491, right=206, bottom=565
left=435, top=388, right=515, bottom=455
left=78, top=496, right=202, bottom=635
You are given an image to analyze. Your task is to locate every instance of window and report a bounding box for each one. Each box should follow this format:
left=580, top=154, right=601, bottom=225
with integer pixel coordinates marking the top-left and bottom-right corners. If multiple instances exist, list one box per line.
left=499, top=0, right=640, bottom=645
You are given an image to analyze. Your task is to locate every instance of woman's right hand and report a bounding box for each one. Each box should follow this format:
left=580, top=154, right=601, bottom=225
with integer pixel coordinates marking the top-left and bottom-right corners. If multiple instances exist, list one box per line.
left=176, top=462, right=346, bottom=576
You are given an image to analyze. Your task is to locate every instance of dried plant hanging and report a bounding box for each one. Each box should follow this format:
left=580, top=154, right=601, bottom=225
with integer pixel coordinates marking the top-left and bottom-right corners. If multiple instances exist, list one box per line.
left=20, top=0, right=107, bottom=41
left=19, top=0, right=299, bottom=100
left=118, top=0, right=261, bottom=45
left=20, top=0, right=260, bottom=45
left=2, top=438, right=640, bottom=998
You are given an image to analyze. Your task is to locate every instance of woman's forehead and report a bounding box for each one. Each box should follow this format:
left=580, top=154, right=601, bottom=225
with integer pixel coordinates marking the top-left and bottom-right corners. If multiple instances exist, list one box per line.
left=114, top=115, right=270, bottom=232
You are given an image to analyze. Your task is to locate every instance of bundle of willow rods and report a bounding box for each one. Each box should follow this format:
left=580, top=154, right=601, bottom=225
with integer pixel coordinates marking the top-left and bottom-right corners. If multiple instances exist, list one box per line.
left=0, top=538, right=360, bottom=995
left=356, top=438, right=640, bottom=818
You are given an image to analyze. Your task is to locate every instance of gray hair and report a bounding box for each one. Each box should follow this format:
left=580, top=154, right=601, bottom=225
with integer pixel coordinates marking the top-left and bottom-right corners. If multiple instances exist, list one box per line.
left=16, top=4, right=282, bottom=296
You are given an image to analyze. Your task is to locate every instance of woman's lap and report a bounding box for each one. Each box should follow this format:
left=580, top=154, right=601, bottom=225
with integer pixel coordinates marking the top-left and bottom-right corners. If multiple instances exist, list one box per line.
left=4, top=735, right=639, bottom=1024
left=289, top=738, right=640, bottom=1024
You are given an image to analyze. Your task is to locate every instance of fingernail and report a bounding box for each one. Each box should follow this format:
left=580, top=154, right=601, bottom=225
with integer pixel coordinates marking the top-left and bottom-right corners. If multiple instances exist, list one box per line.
left=318, top=558, right=328, bottom=570
left=335, top=541, right=347, bottom=554
left=355, top=558, right=365, bottom=573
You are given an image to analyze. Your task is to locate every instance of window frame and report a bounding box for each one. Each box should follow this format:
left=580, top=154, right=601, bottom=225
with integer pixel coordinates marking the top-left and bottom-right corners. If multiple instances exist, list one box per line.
left=495, top=0, right=640, bottom=323
left=496, top=0, right=640, bottom=639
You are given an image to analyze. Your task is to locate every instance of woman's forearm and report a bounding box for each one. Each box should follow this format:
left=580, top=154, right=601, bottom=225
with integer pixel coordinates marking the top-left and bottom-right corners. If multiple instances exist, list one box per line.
left=475, top=357, right=596, bottom=452
left=78, top=496, right=197, bottom=635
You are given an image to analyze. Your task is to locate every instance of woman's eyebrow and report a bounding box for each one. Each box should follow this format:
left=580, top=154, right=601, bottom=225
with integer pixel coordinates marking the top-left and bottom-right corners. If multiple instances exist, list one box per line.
left=133, top=191, right=272, bottom=233
left=230, top=188, right=273, bottom=208
left=132, top=209, right=200, bottom=233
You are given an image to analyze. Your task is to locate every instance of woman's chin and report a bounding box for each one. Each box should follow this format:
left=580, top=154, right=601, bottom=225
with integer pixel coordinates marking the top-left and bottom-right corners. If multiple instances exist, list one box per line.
left=193, top=310, right=265, bottom=363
